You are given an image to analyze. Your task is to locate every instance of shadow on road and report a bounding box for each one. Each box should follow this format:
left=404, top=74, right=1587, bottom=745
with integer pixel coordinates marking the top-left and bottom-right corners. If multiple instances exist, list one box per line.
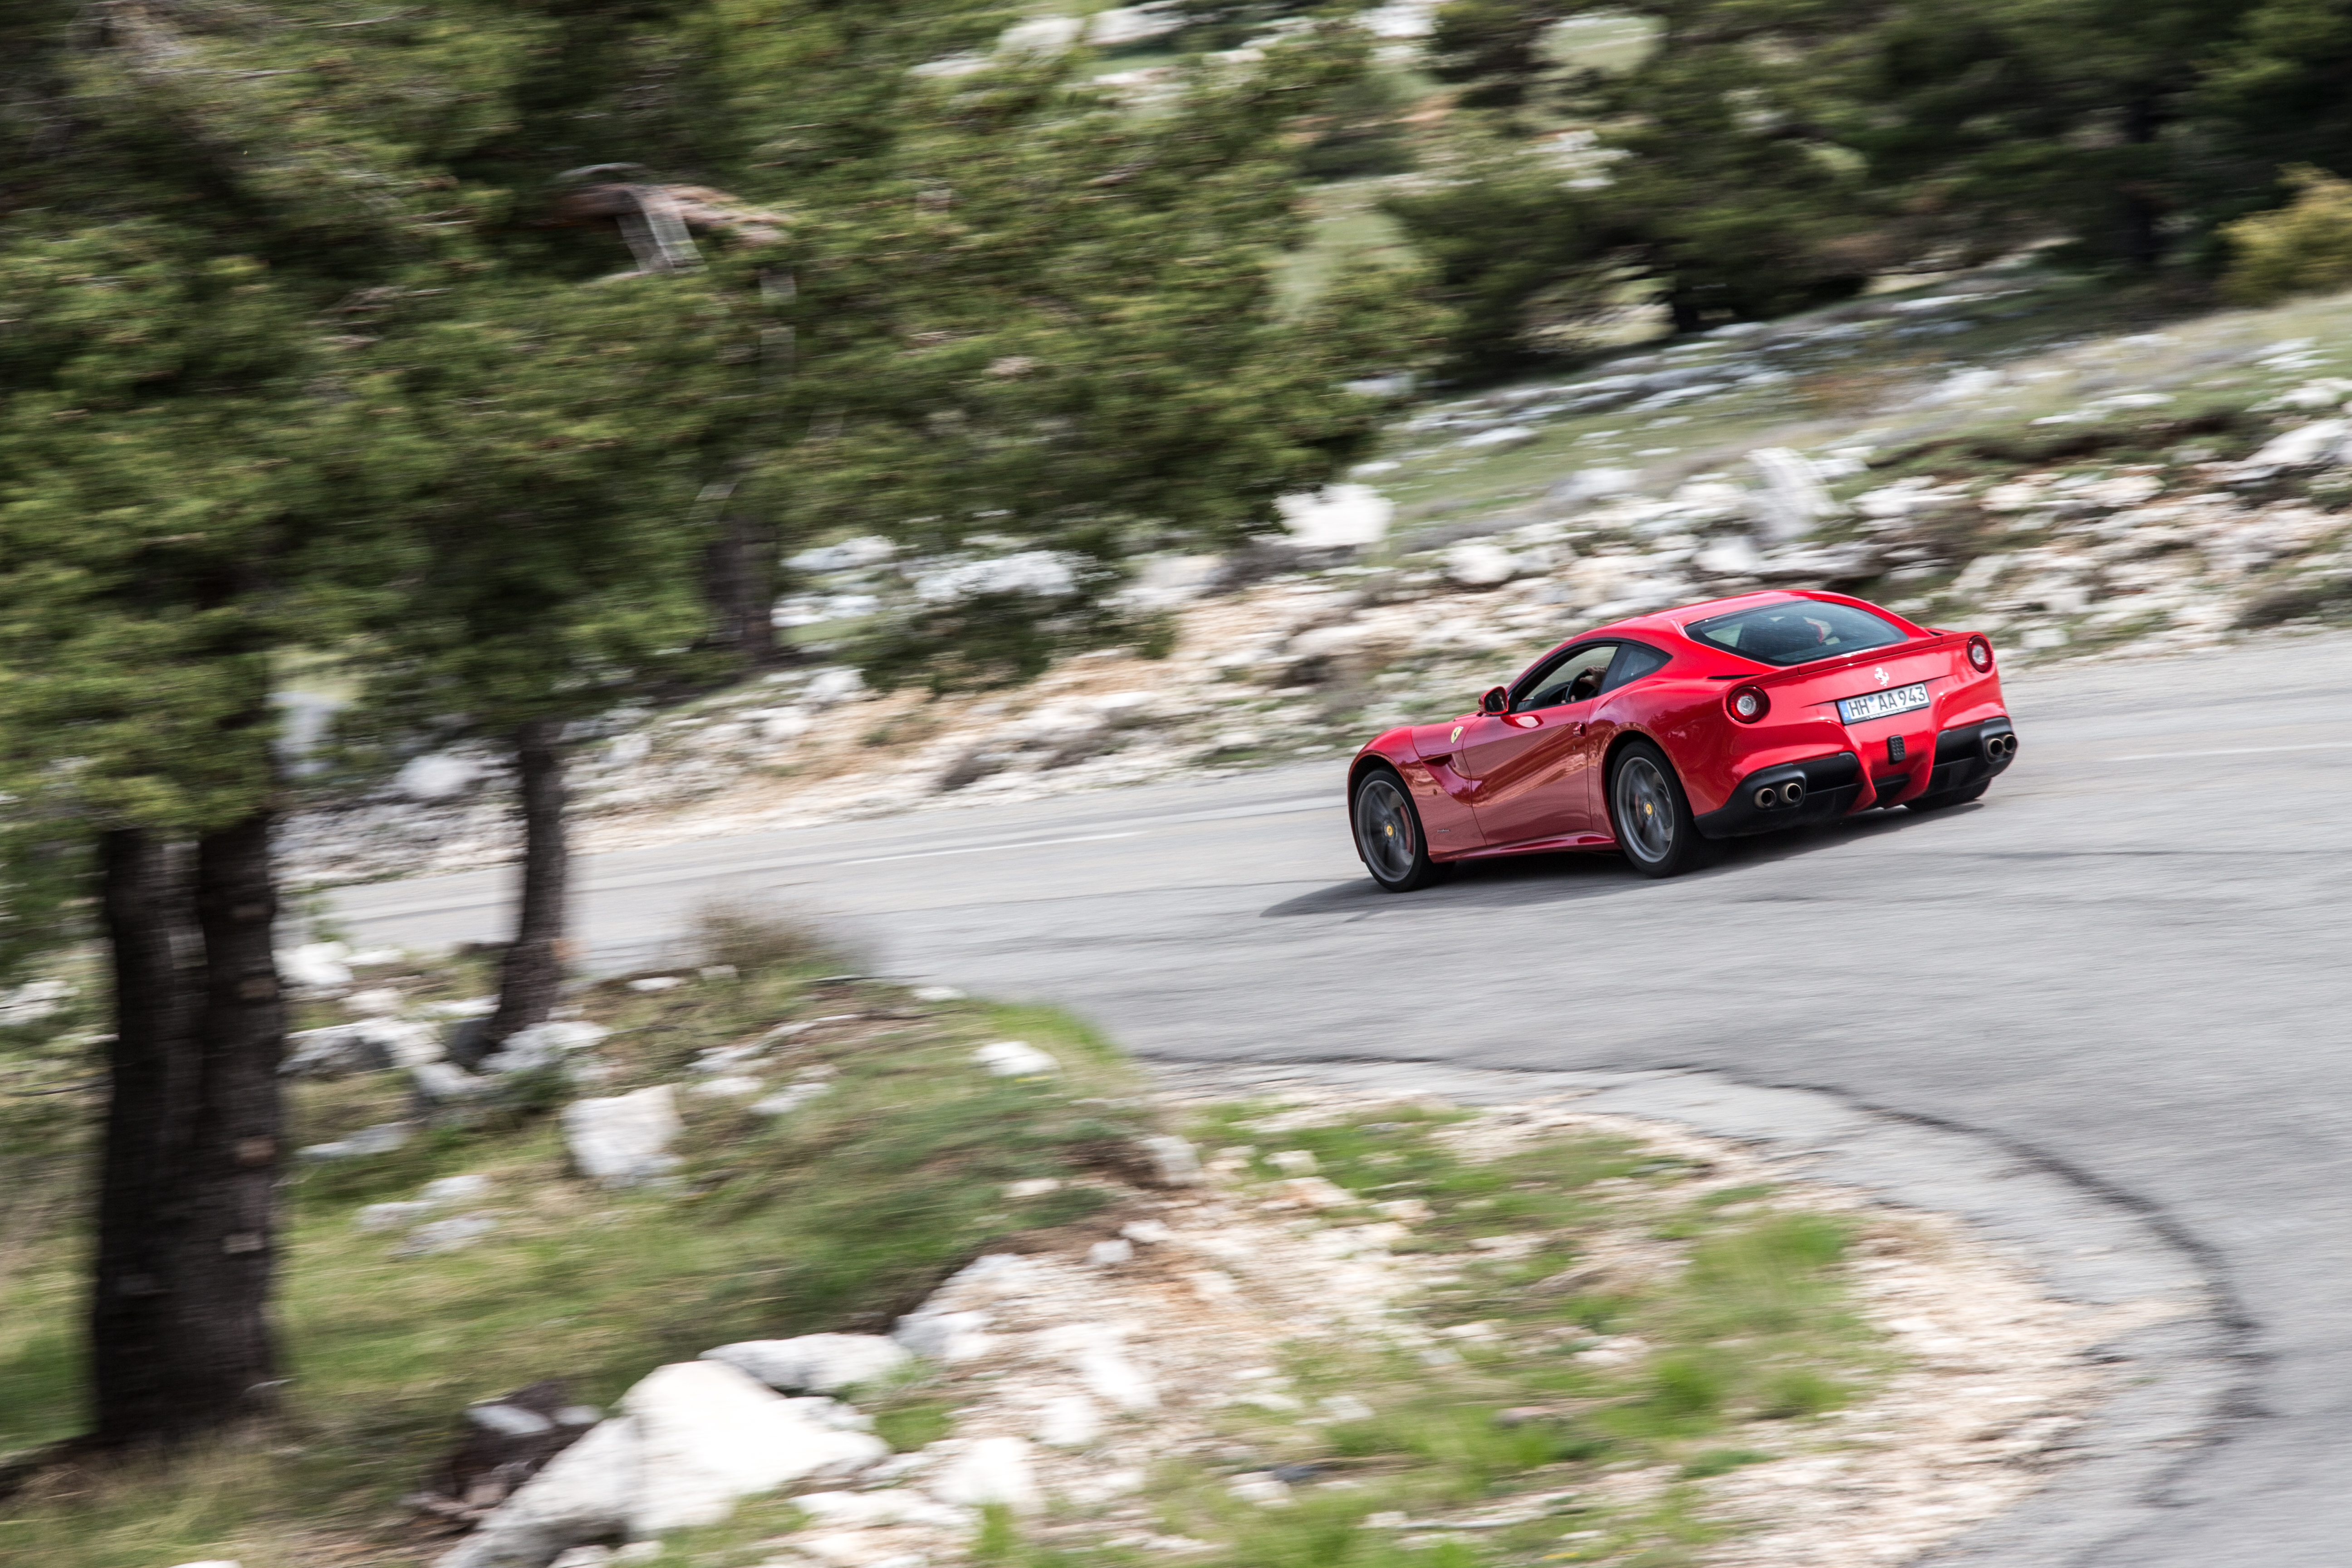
left=1261, top=805, right=1951, bottom=917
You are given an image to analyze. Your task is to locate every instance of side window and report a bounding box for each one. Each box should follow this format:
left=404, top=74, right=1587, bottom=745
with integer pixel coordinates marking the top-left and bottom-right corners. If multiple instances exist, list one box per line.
left=1599, top=642, right=1670, bottom=694
left=1516, top=643, right=1617, bottom=711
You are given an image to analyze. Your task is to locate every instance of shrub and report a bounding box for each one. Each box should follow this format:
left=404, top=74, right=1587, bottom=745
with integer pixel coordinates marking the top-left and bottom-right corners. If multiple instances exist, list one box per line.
left=2222, top=167, right=2352, bottom=304
left=690, top=899, right=838, bottom=974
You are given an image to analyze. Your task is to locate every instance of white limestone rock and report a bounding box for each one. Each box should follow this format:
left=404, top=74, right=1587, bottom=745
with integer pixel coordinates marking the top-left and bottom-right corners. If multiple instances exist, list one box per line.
left=893, top=1307, right=994, bottom=1364
left=1086, top=5, right=1183, bottom=47
left=927, top=1436, right=1042, bottom=1513
left=355, top=1200, right=438, bottom=1233
left=411, top=1059, right=495, bottom=1107
left=1694, top=534, right=1764, bottom=578
left=1745, top=447, right=1838, bottom=540
left=1456, top=423, right=1536, bottom=450
left=397, top=752, right=484, bottom=802
left=1548, top=466, right=1641, bottom=506
left=2248, top=419, right=2352, bottom=470
left=344, top=986, right=405, bottom=1017
left=998, top=14, right=1085, bottom=54
left=973, top=1040, right=1059, bottom=1077
left=623, top=1360, right=887, bottom=1537
left=300, top=1121, right=413, bottom=1162
left=396, top=1214, right=497, bottom=1257
left=1071, top=1330, right=1158, bottom=1412
left=1136, top=1133, right=1204, bottom=1186
left=421, top=1173, right=491, bottom=1205
left=436, top=1416, right=641, bottom=1568
left=1443, top=543, right=1518, bottom=587
left=750, top=1080, right=831, bottom=1117
left=1275, top=483, right=1392, bottom=549
left=795, top=1491, right=975, bottom=1533
left=284, top=1018, right=441, bottom=1079
left=277, top=941, right=353, bottom=991
left=690, top=1075, right=764, bottom=1098
left=701, top=1333, right=913, bottom=1395
left=1034, top=1393, right=1102, bottom=1449
left=561, top=1085, right=682, bottom=1186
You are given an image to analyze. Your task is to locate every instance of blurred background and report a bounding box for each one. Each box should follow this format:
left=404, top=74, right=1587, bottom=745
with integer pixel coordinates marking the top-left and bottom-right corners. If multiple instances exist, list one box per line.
left=5, top=1, right=2352, bottom=1565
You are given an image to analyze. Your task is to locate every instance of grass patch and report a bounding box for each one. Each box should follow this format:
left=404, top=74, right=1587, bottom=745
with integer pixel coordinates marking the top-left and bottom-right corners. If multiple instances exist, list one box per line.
left=1137, top=1105, right=1884, bottom=1568
left=0, top=918, right=1159, bottom=1566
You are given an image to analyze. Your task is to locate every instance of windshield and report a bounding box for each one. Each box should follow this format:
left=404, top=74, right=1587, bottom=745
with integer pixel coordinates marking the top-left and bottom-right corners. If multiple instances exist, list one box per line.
left=1686, top=601, right=1908, bottom=666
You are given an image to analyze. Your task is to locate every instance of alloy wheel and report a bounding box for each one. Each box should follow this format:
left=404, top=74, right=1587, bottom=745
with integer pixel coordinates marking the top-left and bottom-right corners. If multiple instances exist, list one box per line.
left=1615, top=755, right=1676, bottom=864
left=1355, top=777, right=1418, bottom=884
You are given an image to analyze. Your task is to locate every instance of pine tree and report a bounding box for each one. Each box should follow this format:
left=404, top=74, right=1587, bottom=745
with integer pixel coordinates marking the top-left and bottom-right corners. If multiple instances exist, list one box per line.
left=343, top=274, right=746, bottom=1042
left=0, top=0, right=533, bottom=1446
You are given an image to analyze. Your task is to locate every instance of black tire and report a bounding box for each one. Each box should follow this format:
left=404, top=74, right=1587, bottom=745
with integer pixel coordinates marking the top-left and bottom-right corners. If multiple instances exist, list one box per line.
left=1908, top=777, right=1991, bottom=812
left=1607, top=740, right=1715, bottom=879
left=1352, top=768, right=1450, bottom=893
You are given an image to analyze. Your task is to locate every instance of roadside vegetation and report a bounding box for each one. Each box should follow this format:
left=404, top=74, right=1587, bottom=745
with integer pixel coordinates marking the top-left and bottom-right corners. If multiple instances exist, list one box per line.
left=0, top=916, right=1152, bottom=1566
left=0, top=920, right=1891, bottom=1568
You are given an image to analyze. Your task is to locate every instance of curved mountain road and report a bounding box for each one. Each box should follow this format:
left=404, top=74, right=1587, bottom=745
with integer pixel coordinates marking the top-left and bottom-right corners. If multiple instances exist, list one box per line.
left=334, top=631, right=2352, bottom=1567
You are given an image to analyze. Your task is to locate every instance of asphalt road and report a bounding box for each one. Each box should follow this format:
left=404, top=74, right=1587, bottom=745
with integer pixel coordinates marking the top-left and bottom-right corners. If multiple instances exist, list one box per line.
left=335, top=631, right=2352, bottom=1567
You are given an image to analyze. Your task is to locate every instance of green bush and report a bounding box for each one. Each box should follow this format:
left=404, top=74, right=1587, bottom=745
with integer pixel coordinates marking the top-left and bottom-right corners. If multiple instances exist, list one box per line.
left=2223, top=167, right=2352, bottom=305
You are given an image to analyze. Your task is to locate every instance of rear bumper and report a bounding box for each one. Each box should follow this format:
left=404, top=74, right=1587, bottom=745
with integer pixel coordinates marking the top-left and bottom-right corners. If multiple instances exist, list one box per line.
left=1916, top=716, right=2017, bottom=799
left=1695, top=751, right=1864, bottom=839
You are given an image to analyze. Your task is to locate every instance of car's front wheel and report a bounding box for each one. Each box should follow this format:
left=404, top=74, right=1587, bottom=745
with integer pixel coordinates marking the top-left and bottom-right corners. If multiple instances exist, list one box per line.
left=1608, top=740, right=1714, bottom=879
left=1352, top=768, right=1450, bottom=893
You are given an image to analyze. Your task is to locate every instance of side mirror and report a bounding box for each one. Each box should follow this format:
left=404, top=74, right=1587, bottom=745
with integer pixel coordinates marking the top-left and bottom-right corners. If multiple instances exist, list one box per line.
left=1480, top=686, right=1509, bottom=715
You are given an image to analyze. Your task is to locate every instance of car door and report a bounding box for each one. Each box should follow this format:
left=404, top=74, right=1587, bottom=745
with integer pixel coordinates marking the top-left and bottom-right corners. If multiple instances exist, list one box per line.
left=1454, top=643, right=1617, bottom=847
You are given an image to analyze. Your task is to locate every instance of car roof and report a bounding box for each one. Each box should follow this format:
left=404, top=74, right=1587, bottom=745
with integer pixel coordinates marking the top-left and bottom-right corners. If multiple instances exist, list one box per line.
left=1579, top=590, right=1806, bottom=646
left=1556, top=589, right=1933, bottom=656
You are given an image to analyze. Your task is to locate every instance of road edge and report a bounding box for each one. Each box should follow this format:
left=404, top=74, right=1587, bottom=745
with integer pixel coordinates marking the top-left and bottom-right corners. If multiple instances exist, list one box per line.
left=1144, top=1056, right=2249, bottom=1568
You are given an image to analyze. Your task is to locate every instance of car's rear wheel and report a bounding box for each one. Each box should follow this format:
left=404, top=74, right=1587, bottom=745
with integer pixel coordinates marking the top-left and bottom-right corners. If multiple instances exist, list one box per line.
left=1908, top=777, right=1991, bottom=812
left=1608, top=740, right=1713, bottom=879
left=1353, top=769, right=1449, bottom=893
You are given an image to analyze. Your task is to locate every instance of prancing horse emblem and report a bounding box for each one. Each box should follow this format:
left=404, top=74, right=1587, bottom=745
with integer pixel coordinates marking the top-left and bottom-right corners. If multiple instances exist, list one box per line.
left=1450, top=724, right=1464, bottom=743
left=1873, top=666, right=1891, bottom=686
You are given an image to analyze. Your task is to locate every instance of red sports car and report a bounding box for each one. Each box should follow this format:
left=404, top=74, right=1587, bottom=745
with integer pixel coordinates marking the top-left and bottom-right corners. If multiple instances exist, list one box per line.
left=1348, top=590, right=2016, bottom=887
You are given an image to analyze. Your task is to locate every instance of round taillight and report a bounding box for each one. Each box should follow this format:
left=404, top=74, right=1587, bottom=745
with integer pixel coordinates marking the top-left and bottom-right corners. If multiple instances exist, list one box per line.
left=1967, top=636, right=1994, bottom=672
left=1729, top=685, right=1769, bottom=723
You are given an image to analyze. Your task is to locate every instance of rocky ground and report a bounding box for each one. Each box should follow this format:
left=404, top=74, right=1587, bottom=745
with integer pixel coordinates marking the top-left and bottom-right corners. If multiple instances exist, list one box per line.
left=392, top=1081, right=2170, bottom=1568
left=280, top=272, right=2352, bottom=890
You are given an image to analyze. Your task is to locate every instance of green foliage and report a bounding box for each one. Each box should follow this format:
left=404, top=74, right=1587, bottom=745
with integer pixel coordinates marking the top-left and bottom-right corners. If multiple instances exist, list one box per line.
left=1404, top=0, right=2352, bottom=371
left=2222, top=166, right=2352, bottom=303
left=1383, top=152, right=1615, bottom=375
left=334, top=271, right=742, bottom=755
left=1429, top=0, right=1567, bottom=109
left=0, top=950, right=1155, bottom=1558
left=1680, top=1446, right=1774, bottom=1479
left=1297, top=64, right=1422, bottom=180
left=870, top=1397, right=956, bottom=1453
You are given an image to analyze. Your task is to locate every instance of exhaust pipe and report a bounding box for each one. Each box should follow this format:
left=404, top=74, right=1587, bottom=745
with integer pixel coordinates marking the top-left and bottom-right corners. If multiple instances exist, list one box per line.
left=1985, top=732, right=2015, bottom=761
left=1780, top=780, right=1806, bottom=807
left=1754, top=785, right=1780, bottom=809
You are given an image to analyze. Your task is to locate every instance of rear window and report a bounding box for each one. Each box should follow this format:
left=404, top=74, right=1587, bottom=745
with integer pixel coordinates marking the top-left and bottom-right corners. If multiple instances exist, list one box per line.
left=1686, top=601, right=1907, bottom=666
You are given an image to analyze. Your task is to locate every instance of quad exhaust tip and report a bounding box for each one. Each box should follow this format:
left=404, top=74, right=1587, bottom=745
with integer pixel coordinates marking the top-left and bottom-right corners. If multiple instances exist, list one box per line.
left=1986, top=732, right=2016, bottom=760
left=1781, top=780, right=1806, bottom=806
left=1755, top=780, right=1808, bottom=810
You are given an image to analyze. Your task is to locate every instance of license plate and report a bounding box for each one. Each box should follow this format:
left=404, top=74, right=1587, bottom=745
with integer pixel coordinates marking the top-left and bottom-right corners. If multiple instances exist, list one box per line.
left=1838, top=682, right=1930, bottom=724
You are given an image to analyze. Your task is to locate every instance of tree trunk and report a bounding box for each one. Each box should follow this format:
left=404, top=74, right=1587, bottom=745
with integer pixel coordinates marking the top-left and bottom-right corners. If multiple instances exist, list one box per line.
left=88, top=811, right=289, bottom=1446
left=1666, top=278, right=1706, bottom=335
left=488, top=720, right=569, bottom=1043
left=88, top=829, right=202, bottom=1447
left=705, top=506, right=778, bottom=669
left=176, top=810, right=288, bottom=1428
left=2120, top=94, right=2166, bottom=271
